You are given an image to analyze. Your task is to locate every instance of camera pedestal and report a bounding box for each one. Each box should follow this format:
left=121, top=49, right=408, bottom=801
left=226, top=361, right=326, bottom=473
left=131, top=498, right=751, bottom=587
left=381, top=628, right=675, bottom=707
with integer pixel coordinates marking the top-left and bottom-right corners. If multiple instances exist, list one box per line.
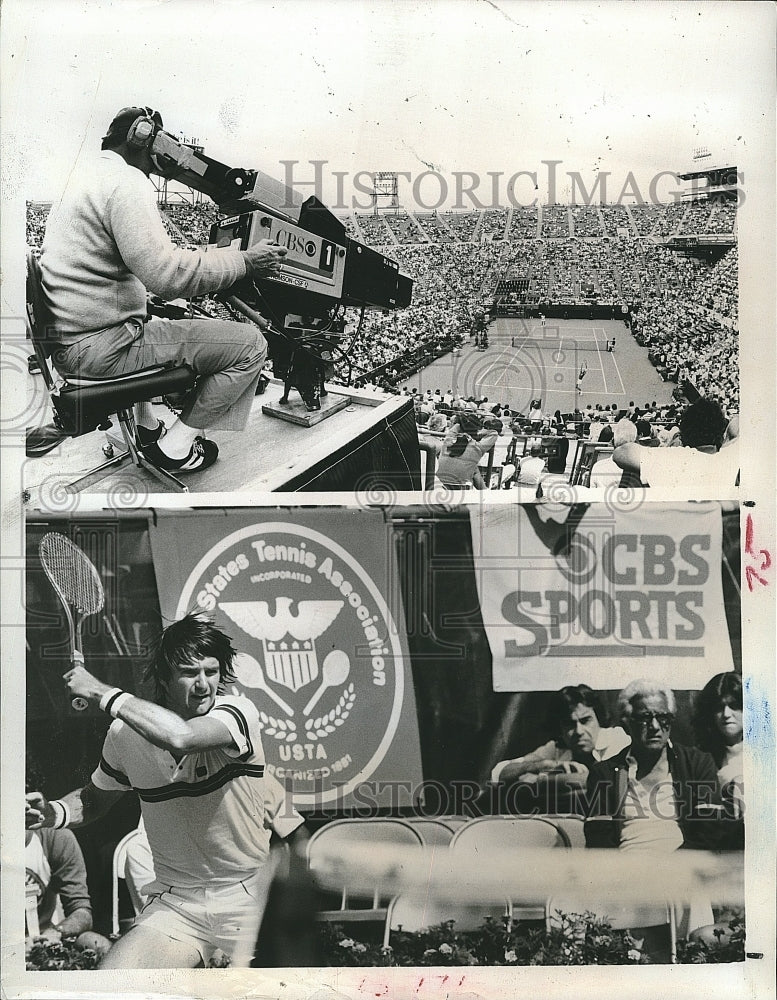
left=261, top=391, right=351, bottom=427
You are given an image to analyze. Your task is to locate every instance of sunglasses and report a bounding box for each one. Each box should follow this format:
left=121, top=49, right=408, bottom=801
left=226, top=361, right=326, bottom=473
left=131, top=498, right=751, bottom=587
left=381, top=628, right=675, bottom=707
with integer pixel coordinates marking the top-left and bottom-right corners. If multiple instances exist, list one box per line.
left=632, top=711, right=673, bottom=730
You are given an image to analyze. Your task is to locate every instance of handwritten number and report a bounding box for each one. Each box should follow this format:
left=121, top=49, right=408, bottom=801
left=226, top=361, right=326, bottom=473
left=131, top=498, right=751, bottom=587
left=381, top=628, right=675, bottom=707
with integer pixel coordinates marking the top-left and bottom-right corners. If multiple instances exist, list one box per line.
left=744, top=514, right=772, bottom=591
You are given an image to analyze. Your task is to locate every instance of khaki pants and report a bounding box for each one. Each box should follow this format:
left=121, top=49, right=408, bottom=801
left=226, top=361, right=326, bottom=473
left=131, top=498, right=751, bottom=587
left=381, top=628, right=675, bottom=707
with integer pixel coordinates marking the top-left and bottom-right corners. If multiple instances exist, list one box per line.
left=54, top=316, right=267, bottom=432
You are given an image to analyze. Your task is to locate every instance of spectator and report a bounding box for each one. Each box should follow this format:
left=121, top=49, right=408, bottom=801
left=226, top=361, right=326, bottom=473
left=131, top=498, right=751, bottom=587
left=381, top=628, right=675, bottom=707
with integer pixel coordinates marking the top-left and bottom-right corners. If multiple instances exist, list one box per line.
left=24, top=760, right=112, bottom=958
left=584, top=679, right=722, bottom=936
left=491, top=685, right=630, bottom=809
left=435, top=412, right=498, bottom=489
left=516, top=443, right=546, bottom=486
left=427, top=409, right=448, bottom=433
left=613, top=399, right=739, bottom=490
left=589, top=418, right=637, bottom=488
left=25, top=826, right=111, bottom=957
left=598, top=423, right=614, bottom=444
left=635, top=418, right=657, bottom=447
left=693, top=672, right=744, bottom=826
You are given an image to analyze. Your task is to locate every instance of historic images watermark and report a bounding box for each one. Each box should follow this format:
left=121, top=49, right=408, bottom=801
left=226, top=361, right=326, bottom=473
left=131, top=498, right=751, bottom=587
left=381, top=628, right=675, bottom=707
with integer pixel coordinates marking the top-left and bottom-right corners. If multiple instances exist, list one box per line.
left=278, top=159, right=744, bottom=212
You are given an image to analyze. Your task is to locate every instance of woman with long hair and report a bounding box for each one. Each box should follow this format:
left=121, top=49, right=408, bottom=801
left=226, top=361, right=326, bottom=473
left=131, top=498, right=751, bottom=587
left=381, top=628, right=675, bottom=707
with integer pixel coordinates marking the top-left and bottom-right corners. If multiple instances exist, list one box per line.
left=693, top=671, right=744, bottom=821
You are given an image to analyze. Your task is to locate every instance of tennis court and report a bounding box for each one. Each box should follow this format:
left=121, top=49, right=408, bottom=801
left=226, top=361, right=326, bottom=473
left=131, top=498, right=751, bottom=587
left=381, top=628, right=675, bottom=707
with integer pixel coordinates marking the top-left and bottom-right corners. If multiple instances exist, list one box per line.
left=401, top=317, right=676, bottom=414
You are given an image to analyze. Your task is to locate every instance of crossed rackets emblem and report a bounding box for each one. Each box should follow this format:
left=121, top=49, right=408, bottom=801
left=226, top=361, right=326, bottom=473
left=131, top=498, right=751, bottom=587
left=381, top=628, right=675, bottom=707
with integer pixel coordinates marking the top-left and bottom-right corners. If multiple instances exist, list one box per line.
left=220, top=599, right=351, bottom=718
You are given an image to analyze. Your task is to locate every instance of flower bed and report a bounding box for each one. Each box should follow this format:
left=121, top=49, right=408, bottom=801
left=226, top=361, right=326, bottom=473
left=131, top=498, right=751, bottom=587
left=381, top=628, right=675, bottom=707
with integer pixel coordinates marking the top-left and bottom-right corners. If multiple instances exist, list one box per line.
left=26, top=937, right=101, bottom=971
left=25, top=936, right=232, bottom=970
left=320, top=909, right=745, bottom=967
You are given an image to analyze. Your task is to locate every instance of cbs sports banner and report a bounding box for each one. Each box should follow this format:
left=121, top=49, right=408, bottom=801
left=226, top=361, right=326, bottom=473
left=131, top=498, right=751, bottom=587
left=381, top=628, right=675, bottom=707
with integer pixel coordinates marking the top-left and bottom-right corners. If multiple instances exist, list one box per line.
left=149, top=509, right=423, bottom=809
left=471, top=502, right=735, bottom=691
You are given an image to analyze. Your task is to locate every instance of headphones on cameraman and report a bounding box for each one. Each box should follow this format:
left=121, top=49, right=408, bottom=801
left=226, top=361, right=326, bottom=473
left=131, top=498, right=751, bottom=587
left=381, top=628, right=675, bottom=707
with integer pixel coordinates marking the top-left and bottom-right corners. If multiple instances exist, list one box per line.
left=126, top=108, right=161, bottom=149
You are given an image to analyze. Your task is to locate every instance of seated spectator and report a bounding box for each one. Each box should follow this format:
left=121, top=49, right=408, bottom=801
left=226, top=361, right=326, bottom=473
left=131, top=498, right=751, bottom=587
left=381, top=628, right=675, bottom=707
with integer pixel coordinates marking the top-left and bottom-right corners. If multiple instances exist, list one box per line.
left=589, top=418, right=637, bottom=488
left=528, top=399, right=544, bottom=427
left=587, top=414, right=607, bottom=442
left=545, top=430, right=570, bottom=474
left=693, top=672, right=744, bottom=829
left=635, top=418, right=658, bottom=447
left=25, top=828, right=111, bottom=957
left=24, top=762, right=111, bottom=957
left=516, top=444, right=546, bottom=486
left=426, top=409, right=448, bottom=433
left=613, top=399, right=739, bottom=491
left=434, top=412, right=499, bottom=489
left=491, top=684, right=630, bottom=813
left=584, top=679, right=723, bottom=937
left=689, top=671, right=745, bottom=942
left=585, top=679, right=722, bottom=851
left=657, top=424, right=681, bottom=447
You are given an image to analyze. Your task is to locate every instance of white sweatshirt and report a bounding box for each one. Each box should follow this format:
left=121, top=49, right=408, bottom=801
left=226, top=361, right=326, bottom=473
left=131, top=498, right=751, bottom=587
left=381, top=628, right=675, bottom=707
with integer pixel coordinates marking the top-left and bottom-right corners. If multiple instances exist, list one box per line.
left=40, top=150, right=248, bottom=338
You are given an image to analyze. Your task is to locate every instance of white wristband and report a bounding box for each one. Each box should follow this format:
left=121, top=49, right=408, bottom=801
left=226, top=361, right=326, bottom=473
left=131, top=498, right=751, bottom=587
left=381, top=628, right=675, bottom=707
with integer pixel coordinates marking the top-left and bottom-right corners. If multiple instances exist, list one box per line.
left=107, top=692, right=133, bottom=719
left=51, top=799, right=70, bottom=829
left=99, top=688, right=123, bottom=712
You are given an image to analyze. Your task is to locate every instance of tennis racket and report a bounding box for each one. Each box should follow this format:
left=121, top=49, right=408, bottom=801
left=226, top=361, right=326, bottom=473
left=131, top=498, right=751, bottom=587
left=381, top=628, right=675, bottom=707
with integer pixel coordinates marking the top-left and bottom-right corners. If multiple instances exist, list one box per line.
left=38, top=532, right=105, bottom=712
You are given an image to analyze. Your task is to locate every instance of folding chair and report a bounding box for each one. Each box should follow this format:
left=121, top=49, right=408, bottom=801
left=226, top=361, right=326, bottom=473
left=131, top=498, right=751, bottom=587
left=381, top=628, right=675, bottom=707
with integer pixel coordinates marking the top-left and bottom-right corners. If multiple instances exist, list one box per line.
left=383, top=893, right=513, bottom=948
left=25, top=885, right=40, bottom=938
left=306, top=818, right=424, bottom=924
left=402, top=817, right=456, bottom=847
left=111, top=828, right=148, bottom=937
left=449, top=816, right=570, bottom=921
left=539, top=814, right=586, bottom=849
left=26, top=253, right=197, bottom=493
left=449, top=815, right=571, bottom=853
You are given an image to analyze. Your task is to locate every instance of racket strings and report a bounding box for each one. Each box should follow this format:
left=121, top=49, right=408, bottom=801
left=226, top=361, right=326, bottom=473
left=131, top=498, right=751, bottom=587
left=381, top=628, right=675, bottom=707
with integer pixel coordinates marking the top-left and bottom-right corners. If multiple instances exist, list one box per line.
left=39, top=533, right=105, bottom=616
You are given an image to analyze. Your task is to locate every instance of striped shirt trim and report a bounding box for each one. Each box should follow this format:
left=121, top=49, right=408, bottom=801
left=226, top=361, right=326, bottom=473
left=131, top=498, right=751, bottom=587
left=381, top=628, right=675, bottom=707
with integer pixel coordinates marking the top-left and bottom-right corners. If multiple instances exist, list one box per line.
left=98, top=755, right=132, bottom=786
left=211, top=702, right=254, bottom=760
left=135, top=761, right=265, bottom=802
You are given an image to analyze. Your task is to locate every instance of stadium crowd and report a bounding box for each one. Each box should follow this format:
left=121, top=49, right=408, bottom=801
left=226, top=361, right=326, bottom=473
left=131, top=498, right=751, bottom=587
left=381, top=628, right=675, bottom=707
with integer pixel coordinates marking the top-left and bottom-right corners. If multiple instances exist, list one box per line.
left=26, top=199, right=739, bottom=467
left=399, top=383, right=739, bottom=490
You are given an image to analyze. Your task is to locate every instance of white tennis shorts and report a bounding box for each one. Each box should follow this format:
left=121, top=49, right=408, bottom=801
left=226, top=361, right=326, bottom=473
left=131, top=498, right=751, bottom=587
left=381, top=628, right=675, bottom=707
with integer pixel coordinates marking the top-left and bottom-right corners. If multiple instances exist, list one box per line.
left=134, top=865, right=274, bottom=967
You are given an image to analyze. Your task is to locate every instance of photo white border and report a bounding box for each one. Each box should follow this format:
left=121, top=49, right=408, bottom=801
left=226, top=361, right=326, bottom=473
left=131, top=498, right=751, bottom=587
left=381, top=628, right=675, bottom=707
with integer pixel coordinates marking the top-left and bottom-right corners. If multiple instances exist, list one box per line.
left=2, top=1, right=775, bottom=998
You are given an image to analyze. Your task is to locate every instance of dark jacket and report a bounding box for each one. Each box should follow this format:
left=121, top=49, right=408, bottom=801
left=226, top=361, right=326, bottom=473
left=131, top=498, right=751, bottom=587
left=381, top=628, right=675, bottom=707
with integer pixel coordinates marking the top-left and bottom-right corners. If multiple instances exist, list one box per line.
left=583, top=741, right=723, bottom=851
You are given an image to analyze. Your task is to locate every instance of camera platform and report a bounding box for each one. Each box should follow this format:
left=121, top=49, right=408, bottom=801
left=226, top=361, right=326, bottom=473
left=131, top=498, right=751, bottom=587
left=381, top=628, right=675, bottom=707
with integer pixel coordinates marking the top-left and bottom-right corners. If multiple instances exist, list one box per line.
left=24, top=377, right=421, bottom=496
left=261, top=390, right=350, bottom=427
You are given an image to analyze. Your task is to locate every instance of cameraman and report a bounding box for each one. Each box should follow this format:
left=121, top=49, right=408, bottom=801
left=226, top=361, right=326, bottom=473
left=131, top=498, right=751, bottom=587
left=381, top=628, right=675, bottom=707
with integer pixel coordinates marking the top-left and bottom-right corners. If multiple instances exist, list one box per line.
left=40, top=106, right=287, bottom=474
left=435, top=412, right=499, bottom=489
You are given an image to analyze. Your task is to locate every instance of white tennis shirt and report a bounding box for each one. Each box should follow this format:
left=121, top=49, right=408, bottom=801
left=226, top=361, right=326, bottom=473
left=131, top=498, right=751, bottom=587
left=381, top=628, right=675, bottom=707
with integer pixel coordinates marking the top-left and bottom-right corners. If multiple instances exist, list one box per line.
left=92, top=695, right=303, bottom=888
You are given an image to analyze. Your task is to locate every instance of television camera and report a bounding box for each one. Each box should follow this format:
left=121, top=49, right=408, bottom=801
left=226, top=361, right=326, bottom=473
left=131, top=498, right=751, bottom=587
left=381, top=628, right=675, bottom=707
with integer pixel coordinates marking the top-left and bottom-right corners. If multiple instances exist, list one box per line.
left=148, top=127, right=413, bottom=410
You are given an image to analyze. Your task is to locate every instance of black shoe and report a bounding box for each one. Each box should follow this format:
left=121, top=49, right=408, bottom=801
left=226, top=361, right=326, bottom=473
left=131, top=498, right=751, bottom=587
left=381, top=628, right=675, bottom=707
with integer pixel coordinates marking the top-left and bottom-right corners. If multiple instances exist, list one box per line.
left=136, top=420, right=166, bottom=449
left=142, top=437, right=219, bottom=473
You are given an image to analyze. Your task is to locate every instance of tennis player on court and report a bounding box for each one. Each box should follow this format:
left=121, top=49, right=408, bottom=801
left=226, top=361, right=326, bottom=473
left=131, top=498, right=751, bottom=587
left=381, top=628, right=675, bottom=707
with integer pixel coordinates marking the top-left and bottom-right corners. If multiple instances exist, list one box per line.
left=25, top=613, right=307, bottom=969
left=576, top=360, right=588, bottom=394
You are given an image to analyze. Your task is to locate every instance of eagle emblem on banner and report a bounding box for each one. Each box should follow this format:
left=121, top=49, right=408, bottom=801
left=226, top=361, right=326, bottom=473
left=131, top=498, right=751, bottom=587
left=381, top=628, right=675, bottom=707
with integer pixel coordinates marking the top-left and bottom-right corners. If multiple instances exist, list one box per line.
left=221, top=598, right=344, bottom=694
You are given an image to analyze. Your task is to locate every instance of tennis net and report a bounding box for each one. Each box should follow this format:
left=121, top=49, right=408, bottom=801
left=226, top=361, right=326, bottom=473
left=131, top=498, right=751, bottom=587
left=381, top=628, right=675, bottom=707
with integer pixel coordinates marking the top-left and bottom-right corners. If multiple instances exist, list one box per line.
left=511, top=336, right=613, bottom=352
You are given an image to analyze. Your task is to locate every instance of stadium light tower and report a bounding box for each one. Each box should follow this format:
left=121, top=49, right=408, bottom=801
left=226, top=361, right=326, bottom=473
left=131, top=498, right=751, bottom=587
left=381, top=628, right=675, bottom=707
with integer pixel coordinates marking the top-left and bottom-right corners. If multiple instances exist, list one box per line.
left=372, top=171, right=399, bottom=215
left=678, top=144, right=738, bottom=204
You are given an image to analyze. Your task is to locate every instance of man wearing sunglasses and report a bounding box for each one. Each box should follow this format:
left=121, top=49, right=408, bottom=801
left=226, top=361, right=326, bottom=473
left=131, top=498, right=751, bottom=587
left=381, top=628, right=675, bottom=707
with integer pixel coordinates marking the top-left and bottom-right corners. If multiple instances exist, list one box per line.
left=582, top=680, right=725, bottom=942
left=39, top=106, right=288, bottom=474
left=583, top=680, right=722, bottom=853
